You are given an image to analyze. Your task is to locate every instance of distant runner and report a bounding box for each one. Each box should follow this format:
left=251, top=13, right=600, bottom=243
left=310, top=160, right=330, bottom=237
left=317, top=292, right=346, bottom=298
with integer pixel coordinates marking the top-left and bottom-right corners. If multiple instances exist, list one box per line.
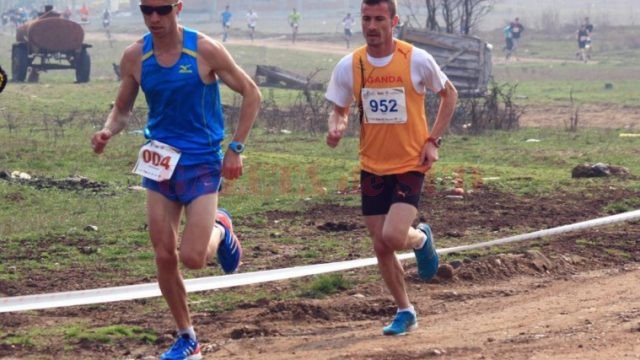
left=342, top=12, right=355, bottom=48
left=246, top=8, right=257, bottom=41
left=288, top=7, right=301, bottom=44
left=221, top=4, right=232, bottom=42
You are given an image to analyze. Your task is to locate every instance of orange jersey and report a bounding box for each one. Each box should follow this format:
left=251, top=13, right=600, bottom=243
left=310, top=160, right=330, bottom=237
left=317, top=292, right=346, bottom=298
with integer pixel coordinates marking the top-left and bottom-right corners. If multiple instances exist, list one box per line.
left=352, top=40, right=429, bottom=175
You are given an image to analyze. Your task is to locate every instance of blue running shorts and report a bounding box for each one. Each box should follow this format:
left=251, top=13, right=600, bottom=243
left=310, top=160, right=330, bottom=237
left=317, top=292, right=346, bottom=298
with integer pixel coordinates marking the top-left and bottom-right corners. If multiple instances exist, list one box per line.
left=142, top=161, right=222, bottom=205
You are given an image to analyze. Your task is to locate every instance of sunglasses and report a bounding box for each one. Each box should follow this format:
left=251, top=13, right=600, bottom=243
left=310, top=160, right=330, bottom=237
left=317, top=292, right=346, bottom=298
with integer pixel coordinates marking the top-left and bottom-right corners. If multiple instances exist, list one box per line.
left=139, top=2, right=179, bottom=16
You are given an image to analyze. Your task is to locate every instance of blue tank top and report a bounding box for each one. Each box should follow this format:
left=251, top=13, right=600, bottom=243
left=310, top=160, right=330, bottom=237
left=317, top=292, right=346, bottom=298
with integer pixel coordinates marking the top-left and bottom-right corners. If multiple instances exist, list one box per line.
left=141, top=27, right=224, bottom=165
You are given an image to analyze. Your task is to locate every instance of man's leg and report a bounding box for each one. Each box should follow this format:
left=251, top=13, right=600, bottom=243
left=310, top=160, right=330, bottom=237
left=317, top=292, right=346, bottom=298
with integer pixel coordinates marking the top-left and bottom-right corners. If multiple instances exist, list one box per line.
left=182, top=192, right=241, bottom=275
left=181, top=193, right=220, bottom=270
left=365, top=203, right=423, bottom=310
left=147, top=190, right=189, bottom=329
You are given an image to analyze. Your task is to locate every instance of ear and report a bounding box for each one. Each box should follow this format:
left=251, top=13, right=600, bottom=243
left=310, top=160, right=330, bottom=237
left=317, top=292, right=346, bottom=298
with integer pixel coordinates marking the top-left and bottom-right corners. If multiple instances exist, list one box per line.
left=392, top=15, right=399, bottom=27
left=177, top=1, right=183, bottom=13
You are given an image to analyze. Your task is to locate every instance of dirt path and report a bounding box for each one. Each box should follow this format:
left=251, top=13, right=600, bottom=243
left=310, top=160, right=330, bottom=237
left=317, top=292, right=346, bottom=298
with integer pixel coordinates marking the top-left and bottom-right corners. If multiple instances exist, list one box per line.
left=2, top=187, right=640, bottom=359
left=200, top=265, right=640, bottom=360
left=521, top=104, right=640, bottom=129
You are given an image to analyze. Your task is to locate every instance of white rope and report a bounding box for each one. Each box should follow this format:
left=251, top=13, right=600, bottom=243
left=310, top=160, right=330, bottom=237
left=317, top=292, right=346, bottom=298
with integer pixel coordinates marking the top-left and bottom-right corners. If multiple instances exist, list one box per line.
left=2, top=209, right=639, bottom=313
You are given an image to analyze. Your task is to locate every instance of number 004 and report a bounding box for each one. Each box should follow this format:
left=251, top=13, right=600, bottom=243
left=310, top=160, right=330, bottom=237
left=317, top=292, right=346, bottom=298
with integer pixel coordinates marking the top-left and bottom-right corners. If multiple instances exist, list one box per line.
left=142, top=149, right=171, bottom=170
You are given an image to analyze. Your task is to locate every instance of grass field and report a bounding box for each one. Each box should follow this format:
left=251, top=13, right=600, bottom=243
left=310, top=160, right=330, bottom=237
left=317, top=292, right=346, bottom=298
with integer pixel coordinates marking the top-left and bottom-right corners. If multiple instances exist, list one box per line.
left=1, top=23, right=640, bottom=357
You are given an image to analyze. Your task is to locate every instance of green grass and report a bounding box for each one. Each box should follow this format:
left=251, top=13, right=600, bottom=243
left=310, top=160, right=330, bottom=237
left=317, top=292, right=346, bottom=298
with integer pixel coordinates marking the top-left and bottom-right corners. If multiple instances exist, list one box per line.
left=2, top=126, right=639, bottom=282
left=603, top=198, right=640, bottom=214
left=299, top=274, right=352, bottom=299
left=65, top=324, right=157, bottom=344
left=0, top=323, right=155, bottom=348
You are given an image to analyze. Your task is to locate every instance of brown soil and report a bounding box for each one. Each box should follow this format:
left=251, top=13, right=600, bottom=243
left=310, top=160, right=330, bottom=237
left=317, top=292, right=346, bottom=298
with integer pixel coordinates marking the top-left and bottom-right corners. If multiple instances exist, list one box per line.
left=2, top=187, right=640, bottom=359
left=521, top=103, right=640, bottom=129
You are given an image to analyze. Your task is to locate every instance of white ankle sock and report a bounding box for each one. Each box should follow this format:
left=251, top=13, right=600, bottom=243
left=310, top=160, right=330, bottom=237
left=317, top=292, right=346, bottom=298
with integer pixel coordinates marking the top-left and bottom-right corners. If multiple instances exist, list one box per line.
left=414, top=231, right=427, bottom=250
left=215, top=223, right=226, bottom=240
left=177, top=326, right=196, bottom=341
left=398, top=305, right=415, bottom=314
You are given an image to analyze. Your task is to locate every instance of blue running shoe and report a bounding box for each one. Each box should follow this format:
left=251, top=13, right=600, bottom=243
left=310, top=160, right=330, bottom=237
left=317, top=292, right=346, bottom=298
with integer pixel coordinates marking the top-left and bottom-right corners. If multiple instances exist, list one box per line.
left=383, top=311, right=418, bottom=336
left=215, top=208, right=242, bottom=274
left=414, top=223, right=439, bottom=280
left=160, top=334, right=202, bottom=360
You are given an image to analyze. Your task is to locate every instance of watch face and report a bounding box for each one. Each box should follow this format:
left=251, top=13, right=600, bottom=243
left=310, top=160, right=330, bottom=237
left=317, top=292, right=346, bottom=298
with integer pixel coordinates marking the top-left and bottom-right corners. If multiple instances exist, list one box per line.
left=231, top=142, right=244, bottom=153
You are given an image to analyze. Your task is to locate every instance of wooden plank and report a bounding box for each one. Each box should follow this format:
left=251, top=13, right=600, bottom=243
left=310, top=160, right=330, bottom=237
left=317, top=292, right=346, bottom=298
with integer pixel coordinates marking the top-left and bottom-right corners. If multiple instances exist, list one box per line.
left=440, top=49, right=466, bottom=69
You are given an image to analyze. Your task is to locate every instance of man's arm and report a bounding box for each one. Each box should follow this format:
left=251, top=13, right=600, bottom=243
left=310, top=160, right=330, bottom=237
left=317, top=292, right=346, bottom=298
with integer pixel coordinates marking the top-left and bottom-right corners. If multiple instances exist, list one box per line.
left=199, top=37, right=262, bottom=180
left=421, top=80, right=457, bottom=167
left=326, top=105, right=349, bottom=148
left=91, top=44, right=141, bottom=154
left=430, top=80, right=457, bottom=139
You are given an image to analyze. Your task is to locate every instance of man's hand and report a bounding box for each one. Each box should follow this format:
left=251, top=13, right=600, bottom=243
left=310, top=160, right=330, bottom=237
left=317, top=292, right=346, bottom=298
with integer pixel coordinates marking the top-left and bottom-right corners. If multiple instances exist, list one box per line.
left=221, top=151, right=243, bottom=180
left=91, top=129, right=112, bottom=154
left=326, top=106, right=348, bottom=148
left=420, top=140, right=439, bottom=168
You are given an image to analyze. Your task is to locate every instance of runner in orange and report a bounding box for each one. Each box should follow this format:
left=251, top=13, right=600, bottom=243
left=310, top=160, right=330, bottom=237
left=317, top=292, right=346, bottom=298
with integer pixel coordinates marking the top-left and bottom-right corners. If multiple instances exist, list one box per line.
left=325, top=0, right=457, bottom=336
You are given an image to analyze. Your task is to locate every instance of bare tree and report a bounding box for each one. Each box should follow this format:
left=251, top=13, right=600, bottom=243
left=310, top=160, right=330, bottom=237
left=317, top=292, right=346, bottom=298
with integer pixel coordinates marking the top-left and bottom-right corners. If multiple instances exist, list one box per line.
left=425, top=0, right=439, bottom=31
left=402, top=0, right=495, bottom=34
left=441, top=0, right=459, bottom=34
left=458, top=0, right=494, bottom=34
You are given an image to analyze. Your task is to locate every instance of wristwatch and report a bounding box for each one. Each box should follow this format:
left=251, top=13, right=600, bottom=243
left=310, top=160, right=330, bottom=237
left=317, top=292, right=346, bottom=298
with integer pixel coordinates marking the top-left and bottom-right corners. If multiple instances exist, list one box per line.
left=228, top=141, right=245, bottom=154
left=428, top=137, right=443, bottom=148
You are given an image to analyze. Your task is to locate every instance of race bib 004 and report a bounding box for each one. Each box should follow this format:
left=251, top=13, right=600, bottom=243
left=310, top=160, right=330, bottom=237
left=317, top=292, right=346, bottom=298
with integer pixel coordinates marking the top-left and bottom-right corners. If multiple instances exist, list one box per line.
left=132, top=140, right=181, bottom=182
left=361, top=87, right=407, bottom=124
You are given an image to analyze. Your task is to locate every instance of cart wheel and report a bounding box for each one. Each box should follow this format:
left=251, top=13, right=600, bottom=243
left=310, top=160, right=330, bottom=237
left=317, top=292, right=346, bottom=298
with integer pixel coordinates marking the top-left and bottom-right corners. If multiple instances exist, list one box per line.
left=75, top=48, right=91, bottom=83
left=11, top=44, right=28, bottom=82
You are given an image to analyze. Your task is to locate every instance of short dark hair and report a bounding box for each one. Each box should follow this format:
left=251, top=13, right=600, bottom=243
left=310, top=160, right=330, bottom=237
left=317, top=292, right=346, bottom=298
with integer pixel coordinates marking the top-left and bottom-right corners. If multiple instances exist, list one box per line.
left=362, top=0, right=397, bottom=18
left=44, top=4, right=53, bottom=11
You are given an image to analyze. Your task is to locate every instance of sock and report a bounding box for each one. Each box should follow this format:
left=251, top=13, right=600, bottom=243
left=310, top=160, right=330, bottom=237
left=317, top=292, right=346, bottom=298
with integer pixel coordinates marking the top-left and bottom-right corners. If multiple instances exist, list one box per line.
left=398, top=305, right=415, bottom=314
left=414, top=231, right=427, bottom=250
left=215, top=223, right=226, bottom=241
left=177, top=326, right=196, bottom=341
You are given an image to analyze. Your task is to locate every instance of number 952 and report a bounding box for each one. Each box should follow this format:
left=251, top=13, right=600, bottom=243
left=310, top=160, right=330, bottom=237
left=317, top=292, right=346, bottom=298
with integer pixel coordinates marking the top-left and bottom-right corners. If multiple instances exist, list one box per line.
left=369, top=99, right=398, bottom=113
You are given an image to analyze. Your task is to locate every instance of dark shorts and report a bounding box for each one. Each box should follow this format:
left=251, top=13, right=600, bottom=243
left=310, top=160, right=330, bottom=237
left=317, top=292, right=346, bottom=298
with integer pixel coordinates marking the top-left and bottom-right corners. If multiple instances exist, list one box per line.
left=142, top=161, right=222, bottom=205
left=360, top=170, right=425, bottom=216
left=505, top=38, right=514, bottom=50
left=344, top=28, right=352, bottom=37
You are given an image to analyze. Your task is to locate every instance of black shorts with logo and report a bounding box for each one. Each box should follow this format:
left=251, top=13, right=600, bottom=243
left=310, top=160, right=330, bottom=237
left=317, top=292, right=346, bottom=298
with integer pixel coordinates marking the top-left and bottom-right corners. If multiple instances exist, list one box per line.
left=360, top=170, right=425, bottom=216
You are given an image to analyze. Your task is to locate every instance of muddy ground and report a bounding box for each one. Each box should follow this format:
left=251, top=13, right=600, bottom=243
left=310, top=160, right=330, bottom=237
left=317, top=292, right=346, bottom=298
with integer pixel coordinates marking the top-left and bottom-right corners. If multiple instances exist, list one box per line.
left=1, top=185, right=640, bottom=359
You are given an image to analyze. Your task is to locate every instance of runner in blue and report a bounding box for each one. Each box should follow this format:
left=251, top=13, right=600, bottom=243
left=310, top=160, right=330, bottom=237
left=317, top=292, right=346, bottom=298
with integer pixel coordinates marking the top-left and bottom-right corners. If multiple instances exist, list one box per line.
left=90, top=1, right=261, bottom=358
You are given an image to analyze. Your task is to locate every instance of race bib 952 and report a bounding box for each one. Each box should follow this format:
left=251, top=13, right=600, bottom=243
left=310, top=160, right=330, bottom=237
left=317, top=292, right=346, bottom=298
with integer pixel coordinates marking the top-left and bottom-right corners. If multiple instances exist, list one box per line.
left=361, top=87, right=407, bottom=124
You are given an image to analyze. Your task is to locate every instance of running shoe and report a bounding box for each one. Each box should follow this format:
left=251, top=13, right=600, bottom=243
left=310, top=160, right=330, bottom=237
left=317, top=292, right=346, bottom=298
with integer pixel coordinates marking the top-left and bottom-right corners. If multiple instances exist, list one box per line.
left=414, top=223, right=439, bottom=280
left=160, top=334, right=202, bottom=360
left=383, top=310, right=418, bottom=336
left=215, top=208, right=242, bottom=274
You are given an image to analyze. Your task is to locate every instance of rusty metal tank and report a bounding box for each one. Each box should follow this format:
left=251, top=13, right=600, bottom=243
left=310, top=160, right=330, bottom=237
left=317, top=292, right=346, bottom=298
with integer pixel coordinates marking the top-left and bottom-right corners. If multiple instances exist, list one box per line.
left=16, top=16, right=84, bottom=52
left=12, top=15, right=91, bottom=83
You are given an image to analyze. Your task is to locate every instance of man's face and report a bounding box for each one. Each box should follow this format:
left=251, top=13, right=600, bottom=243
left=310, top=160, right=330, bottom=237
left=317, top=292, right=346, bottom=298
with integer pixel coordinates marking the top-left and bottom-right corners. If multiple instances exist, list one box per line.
left=361, top=2, right=398, bottom=48
left=140, top=0, right=181, bottom=36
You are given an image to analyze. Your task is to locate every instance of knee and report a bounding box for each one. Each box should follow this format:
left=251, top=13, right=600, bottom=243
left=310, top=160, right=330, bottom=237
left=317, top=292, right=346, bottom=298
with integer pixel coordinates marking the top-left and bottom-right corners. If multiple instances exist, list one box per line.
left=180, top=251, right=207, bottom=270
left=380, top=229, right=407, bottom=251
left=154, top=247, right=179, bottom=269
left=373, top=238, right=394, bottom=257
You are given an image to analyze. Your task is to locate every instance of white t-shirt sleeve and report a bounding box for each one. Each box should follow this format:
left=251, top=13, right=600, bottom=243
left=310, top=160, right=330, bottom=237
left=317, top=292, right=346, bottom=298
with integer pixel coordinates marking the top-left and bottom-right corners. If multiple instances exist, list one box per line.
left=325, top=54, right=354, bottom=108
left=411, top=47, right=449, bottom=94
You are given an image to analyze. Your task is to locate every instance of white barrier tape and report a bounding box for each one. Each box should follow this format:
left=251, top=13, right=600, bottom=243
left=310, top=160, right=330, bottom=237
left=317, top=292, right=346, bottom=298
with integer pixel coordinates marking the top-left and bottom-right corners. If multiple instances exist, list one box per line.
left=2, top=209, right=639, bottom=313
